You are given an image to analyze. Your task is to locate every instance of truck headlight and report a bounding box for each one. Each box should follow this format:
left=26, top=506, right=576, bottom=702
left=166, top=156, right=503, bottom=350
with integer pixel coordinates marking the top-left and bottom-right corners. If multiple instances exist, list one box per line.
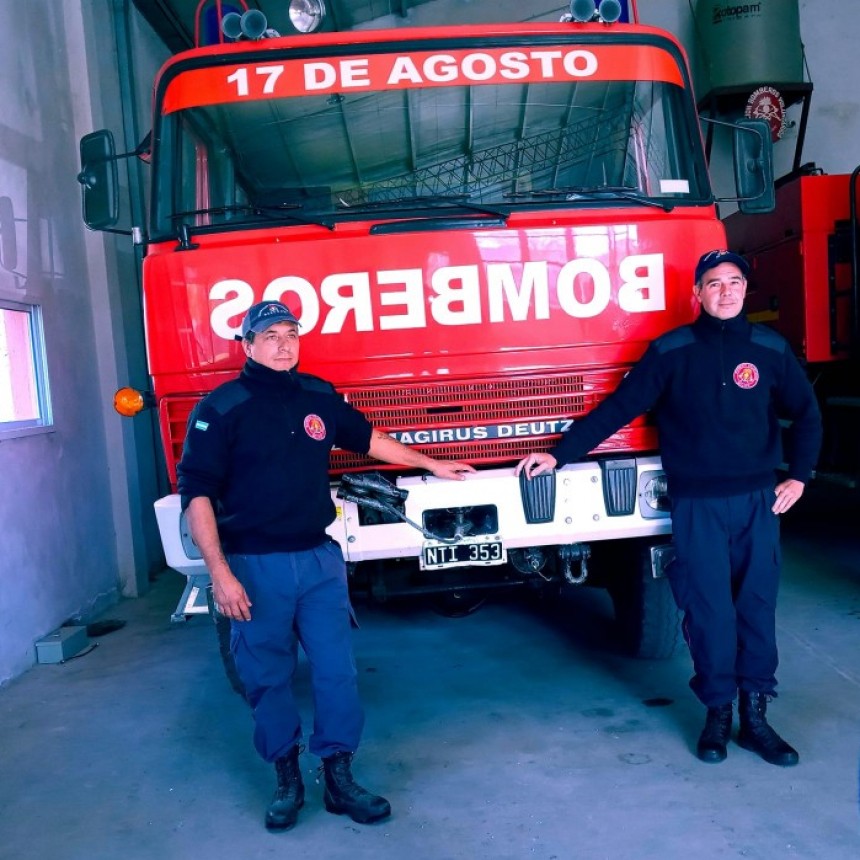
left=640, top=471, right=671, bottom=516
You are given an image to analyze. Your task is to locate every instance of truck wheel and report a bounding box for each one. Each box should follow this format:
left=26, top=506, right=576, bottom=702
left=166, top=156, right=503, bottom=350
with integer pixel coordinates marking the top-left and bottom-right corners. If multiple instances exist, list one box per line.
left=609, top=545, right=684, bottom=660
left=205, top=586, right=247, bottom=700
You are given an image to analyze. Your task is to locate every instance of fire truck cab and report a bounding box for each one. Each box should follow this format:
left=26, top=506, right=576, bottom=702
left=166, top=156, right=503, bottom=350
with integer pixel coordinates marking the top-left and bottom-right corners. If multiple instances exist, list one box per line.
left=79, top=2, right=773, bottom=658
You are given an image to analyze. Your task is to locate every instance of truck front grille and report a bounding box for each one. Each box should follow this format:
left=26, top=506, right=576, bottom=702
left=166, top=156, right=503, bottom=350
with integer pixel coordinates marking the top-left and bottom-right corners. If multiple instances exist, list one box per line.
left=160, top=368, right=655, bottom=489
left=332, top=369, right=652, bottom=470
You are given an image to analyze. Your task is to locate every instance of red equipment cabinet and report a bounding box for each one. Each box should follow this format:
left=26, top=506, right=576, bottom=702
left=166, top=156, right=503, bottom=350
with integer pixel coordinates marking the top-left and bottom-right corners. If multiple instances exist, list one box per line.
left=726, top=171, right=856, bottom=364
left=726, top=166, right=860, bottom=485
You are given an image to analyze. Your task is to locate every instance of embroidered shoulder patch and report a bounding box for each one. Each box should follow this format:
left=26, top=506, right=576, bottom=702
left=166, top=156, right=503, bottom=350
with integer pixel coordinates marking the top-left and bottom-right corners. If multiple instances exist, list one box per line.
left=304, top=414, right=326, bottom=441
left=194, top=419, right=209, bottom=431
left=733, top=362, right=759, bottom=389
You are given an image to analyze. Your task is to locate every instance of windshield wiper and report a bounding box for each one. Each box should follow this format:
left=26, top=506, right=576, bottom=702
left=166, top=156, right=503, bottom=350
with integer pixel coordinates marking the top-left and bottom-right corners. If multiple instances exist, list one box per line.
left=337, top=193, right=509, bottom=221
left=505, top=186, right=673, bottom=211
left=170, top=203, right=335, bottom=232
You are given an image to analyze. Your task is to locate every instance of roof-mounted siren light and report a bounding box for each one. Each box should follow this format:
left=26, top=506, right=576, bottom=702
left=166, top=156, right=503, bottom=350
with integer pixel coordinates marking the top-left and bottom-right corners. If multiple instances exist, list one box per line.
left=221, top=9, right=279, bottom=40
left=561, top=0, right=622, bottom=23
left=289, top=0, right=327, bottom=34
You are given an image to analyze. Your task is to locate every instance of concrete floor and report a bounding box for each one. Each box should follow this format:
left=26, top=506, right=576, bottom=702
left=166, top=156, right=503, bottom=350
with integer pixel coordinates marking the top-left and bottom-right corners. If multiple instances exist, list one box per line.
left=1, top=487, right=859, bottom=860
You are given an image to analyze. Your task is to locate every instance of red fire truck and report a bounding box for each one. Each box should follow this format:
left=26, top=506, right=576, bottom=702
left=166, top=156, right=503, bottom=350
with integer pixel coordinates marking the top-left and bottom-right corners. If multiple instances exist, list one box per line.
left=79, top=0, right=772, bottom=659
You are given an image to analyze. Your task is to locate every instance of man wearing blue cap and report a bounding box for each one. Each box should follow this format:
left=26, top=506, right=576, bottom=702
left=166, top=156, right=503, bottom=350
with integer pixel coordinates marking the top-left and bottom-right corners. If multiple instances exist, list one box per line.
left=516, top=249, right=822, bottom=768
left=178, top=300, right=474, bottom=832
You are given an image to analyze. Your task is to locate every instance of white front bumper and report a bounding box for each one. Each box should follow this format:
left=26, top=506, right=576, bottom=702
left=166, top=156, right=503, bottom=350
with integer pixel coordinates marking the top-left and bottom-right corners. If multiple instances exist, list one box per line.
left=155, top=458, right=670, bottom=578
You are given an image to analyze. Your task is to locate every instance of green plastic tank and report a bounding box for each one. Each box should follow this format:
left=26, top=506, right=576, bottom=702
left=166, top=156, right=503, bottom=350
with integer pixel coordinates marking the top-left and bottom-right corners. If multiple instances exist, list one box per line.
left=695, top=0, right=804, bottom=94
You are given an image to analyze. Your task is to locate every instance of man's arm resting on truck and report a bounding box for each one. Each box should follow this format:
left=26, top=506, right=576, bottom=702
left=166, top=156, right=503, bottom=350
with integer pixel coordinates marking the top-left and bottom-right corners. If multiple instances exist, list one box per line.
left=185, top=496, right=253, bottom=621
left=367, top=430, right=475, bottom=480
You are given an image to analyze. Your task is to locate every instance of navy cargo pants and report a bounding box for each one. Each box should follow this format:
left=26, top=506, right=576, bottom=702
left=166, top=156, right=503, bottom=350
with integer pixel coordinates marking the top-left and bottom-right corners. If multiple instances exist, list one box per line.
left=668, top=490, right=781, bottom=708
left=227, top=541, right=364, bottom=762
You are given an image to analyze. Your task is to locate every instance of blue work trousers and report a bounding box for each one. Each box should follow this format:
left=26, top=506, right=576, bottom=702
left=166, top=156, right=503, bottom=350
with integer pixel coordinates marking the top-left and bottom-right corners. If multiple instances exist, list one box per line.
left=227, top=542, right=364, bottom=762
left=669, top=490, right=781, bottom=708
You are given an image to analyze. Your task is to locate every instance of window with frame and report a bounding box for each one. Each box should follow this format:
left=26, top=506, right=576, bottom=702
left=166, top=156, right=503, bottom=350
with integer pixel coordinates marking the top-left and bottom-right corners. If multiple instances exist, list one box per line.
left=0, top=299, right=52, bottom=436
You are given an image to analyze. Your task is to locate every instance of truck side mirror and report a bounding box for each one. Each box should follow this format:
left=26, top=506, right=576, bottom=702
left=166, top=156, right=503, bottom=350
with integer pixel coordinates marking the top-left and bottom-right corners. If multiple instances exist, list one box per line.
left=78, top=130, right=119, bottom=230
left=733, top=118, right=775, bottom=215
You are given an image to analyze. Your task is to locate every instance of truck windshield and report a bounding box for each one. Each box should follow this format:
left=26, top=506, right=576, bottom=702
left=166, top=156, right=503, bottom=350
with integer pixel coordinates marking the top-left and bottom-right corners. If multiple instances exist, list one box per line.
left=152, top=38, right=709, bottom=238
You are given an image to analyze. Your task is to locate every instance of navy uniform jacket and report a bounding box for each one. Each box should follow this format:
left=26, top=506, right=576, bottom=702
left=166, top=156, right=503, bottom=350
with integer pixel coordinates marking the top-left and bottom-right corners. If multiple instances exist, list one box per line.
left=177, top=358, right=372, bottom=553
left=549, top=311, right=822, bottom=498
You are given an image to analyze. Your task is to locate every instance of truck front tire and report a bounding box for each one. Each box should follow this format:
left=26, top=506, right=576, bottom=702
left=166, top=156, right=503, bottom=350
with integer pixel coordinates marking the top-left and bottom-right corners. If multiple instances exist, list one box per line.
left=609, top=542, right=684, bottom=660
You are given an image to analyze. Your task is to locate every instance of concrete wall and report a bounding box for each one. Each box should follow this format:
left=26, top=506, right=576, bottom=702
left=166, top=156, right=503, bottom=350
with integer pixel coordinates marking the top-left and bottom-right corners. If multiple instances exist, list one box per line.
left=793, top=0, right=860, bottom=175
left=0, top=0, right=166, bottom=685
left=0, top=0, right=858, bottom=686
left=642, top=1, right=860, bottom=181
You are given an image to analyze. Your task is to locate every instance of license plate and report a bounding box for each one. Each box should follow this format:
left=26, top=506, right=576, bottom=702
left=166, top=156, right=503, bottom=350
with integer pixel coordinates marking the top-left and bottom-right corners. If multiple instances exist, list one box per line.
left=420, top=539, right=506, bottom=570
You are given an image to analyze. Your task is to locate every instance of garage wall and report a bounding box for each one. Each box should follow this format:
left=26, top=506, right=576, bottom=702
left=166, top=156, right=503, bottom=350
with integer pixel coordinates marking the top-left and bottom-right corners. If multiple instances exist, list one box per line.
left=0, top=0, right=167, bottom=685
left=0, top=0, right=858, bottom=687
left=792, top=0, right=860, bottom=176
left=643, top=1, right=860, bottom=180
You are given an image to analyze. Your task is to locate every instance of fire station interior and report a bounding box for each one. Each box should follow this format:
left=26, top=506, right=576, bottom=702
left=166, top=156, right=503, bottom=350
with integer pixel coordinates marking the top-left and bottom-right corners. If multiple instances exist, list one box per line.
left=1, top=1, right=859, bottom=856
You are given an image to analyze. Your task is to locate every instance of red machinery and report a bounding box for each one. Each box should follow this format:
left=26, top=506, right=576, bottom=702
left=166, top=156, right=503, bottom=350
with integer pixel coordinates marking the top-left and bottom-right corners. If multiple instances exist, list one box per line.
left=727, top=165, right=860, bottom=485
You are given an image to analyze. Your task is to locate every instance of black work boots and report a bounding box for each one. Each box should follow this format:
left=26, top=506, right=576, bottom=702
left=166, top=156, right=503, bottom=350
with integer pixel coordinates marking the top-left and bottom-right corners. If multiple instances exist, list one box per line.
left=737, top=691, right=799, bottom=767
left=696, top=692, right=799, bottom=766
left=322, top=751, right=392, bottom=823
left=265, top=744, right=305, bottom=831
left=696, top=702, right=733, bottom=763
left=265, top=747, right=390, bottom=831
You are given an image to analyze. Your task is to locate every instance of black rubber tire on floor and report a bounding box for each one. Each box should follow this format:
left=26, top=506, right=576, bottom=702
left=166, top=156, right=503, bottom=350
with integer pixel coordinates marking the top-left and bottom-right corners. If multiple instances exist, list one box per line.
left=609, top=544, right=684, bottom=660
left=205, top=586, right=248, bottom=700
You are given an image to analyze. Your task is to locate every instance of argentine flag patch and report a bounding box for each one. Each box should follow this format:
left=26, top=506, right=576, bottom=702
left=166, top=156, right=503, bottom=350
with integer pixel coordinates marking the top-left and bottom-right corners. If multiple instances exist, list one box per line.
left=195, top=419, right=209, bottom=431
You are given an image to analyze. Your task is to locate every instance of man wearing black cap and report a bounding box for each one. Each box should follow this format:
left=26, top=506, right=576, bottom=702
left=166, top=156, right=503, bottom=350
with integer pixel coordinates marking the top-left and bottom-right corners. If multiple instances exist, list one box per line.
left=516, top=249, right=822, bottom=768
left=177, top=300, right=474, bottom=831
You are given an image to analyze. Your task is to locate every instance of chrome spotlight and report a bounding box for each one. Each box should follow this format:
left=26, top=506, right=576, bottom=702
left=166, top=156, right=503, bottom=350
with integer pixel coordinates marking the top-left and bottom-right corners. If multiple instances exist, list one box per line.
left=289, top=0, right=327, bottom=34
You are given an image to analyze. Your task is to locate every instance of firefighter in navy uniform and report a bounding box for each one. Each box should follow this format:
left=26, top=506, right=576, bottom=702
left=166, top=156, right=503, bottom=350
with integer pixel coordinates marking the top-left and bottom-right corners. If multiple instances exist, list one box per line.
left=517, top=250, right=822, bottom=767
left=177, top=301, right=474, bottom=831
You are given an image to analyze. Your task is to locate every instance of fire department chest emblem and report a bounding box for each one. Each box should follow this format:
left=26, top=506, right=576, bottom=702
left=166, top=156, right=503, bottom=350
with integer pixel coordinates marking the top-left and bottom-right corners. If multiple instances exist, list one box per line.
left=733, top=362, right=759, bottom=389
left=304, top=414, right=326, bottom=440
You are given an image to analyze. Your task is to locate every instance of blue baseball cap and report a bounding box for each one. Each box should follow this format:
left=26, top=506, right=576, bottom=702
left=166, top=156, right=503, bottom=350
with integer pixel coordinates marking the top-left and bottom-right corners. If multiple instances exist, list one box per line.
left=694, top=249, right=749, bottom=284
left=240, top=301, right=300, bottom=338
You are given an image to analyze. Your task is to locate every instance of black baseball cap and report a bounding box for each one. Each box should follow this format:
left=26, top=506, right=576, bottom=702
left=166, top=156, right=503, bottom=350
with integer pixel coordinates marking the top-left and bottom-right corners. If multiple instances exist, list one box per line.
left=240, top=301, right=300, bottom=338
left=694, top=249, right=749, bottom=284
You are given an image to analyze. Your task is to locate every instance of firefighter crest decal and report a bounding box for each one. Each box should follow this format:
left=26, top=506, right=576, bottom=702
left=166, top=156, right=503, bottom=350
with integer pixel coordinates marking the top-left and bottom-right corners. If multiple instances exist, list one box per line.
left=304, top=414, right=326, bottom=440
left=733, top=362, right=760, bottom=389
left=745, top=86, right=786, bottom=142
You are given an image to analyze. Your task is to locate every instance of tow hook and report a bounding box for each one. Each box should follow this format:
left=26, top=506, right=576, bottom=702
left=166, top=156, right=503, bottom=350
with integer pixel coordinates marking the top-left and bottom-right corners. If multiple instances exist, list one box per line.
left=558, top=543, right=590, bottom=585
